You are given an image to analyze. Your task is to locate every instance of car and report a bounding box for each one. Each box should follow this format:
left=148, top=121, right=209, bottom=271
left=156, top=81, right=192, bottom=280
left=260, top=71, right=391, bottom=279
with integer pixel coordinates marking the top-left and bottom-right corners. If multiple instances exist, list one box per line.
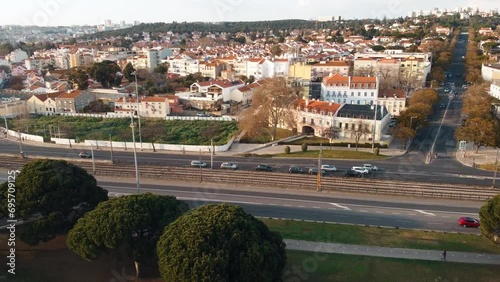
left=462, top=85, right=468, bottom=89
left=220, top=162, right=238, bottom=169
left=344, top=170, right=361, bottom=177
left=289, top=165, right=304, bottom=174
left=321, top=164, right=337, bottom=172
left=256, top=164, right=273, bottom=171
left=439, top=103, right=446, bottom=108
left=190, top=160, right=207, bottom=167
left=351, top=166, right=369, bottom=174
left=362, top=164, right=378, bottom=171
left=79, top=151, right=91, bottom=158
left=443, top=88, right=450, bottom=93
left=457, top=217, right=480, bottom=228
left=308, top=167, right=326, bottom=175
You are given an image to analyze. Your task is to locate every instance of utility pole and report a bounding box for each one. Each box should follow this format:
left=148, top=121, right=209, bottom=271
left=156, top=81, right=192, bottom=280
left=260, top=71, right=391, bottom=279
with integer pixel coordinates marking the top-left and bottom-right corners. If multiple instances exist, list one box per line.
left=199, top=149, right=203, bottom=182
left=109, top=134, right=114, bottom=164
left=372, top=103, right=377, bottom=151
left=3, top=104, right=8, bottom=137
left=90, top=143, right=95, bottom=175
left=130, top=115, right=140, bottom=194
left=133, top=72, right=143, bottom=151
left=18, top=131, right=24, bottom=158
left=210, top=139, right=214, bottom=169
left=493, top=149, right=499, bottom=188
left=317, top=144, right=322, bottom=192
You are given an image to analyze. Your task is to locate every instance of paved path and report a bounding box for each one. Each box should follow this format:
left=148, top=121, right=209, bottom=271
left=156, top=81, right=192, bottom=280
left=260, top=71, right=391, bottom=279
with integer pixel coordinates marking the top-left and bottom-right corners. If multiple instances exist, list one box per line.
left=284, top=239, right=500, bottom=265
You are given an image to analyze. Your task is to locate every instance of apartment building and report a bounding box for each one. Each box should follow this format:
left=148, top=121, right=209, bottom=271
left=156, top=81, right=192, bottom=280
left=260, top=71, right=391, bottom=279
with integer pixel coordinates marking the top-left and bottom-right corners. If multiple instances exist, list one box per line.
left=321, top=74, right=379, bottom=105
left=377, top=89, right=406, bottom=116
left=26, top=92, right=62, bottom=116
left=55, top=90, right=95, bottom=113
left=311, top=61, right=350, bottom=78
left=482, top=63, right=500, bottom=81
left=114, top=96, right=171, bottom=118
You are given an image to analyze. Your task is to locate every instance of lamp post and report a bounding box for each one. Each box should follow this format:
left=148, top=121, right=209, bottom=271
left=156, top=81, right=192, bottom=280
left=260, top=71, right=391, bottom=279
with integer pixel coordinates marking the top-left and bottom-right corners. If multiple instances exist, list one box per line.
left=131, top=71, right=143, bottom=151
left=371, top=102, right=378, bottom=151
left=493, top=149, right=499, bottom=188
left=409, top=116, right=417, bottom=129
left=130, top=111, right=140, bottom=194
left=3, top=104, right=8, bottom=138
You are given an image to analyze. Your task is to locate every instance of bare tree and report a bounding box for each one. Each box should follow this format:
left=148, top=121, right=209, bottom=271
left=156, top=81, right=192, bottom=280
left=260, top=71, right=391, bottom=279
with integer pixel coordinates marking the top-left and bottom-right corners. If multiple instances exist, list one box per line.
left=350, top=121, right=371, bottom=151
left=141, top=120, right=168, bottom=152
left=239, top=77, right=301, bottom=141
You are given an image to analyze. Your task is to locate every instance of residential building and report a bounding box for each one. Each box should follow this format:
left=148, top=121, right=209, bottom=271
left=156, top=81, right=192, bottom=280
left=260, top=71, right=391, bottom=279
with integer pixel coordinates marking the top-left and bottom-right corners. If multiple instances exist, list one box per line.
left=479, top=27, right=494, bottom=36
left=0, top=100, right=28, bottom=118
left=26, top=92, right=62, bottom=115
left=377, top=89, right=406, bottom=116
left=335, top=104, right=390, bottom=143
left=199, top=60, right=224, bottom=79
left=55, top=90, right=95, bottom=113
left=114, top=96, right=171, bottom=118
left=311, top=61, right=350, bottom=78
left=69, top=52, right=94, bottom=68
left=482, top=63, right=500, bottom=81
left=7, top=49, right=28, bottom=63
left=25, top=56, right=54, bottom=70
left=166, top=54, right=199, bottom=76
left=435, top=26, right=451, bottom=35
left=321, top=74, right=379, bottom=105
left=490, top=80, right=500, bottom=100
left=293, top=99, right=341, bottom=137
left=189, top=79, right=245, bottom=102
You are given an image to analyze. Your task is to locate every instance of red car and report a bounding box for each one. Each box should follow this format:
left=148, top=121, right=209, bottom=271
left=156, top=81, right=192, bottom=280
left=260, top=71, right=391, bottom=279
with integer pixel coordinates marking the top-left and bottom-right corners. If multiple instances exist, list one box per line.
left=457, top=217, right=480, bottom=228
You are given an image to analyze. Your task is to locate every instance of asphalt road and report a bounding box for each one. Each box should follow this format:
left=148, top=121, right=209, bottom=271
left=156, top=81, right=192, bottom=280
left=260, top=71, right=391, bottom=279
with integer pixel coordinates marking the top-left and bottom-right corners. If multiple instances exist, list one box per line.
left=0, top=170, right=479, bottom=234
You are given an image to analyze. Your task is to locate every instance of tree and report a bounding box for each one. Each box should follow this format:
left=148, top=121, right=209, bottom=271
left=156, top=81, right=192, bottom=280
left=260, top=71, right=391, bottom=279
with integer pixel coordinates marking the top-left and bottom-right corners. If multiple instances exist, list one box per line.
left=270, top=44, right=282, bottom=57
left=141, top=120, right=168, bottom=152
left=68, top=67, right=89, bottom=90
left=392, top=125, right=416, bottom=150
left=455, top=117, right=496, bottom=153
left=154, top=62, right=169, bottom=75
left=371, top=45, right=385, bottom=52
left=479, top=194, right=500, bottom=244
left=82, top=100, right=111, bottom=113
left=350, top=121, right=371, bottom=151
left=123, top=62, right=135, bottom=83
left=157, top=203, right=286, bottom=282
left=239, top=77, right=300, bottom=141
left=67, top=193, right=188, bottom=277
left=89, top=60, right=122, bottom=88
left=0, top=160, right=108, bottom=245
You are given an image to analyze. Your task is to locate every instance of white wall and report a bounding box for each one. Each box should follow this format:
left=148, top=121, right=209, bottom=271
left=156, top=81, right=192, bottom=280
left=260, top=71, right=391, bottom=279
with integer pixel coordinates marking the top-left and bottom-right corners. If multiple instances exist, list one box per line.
left=4, top=129, right=44, bottom=142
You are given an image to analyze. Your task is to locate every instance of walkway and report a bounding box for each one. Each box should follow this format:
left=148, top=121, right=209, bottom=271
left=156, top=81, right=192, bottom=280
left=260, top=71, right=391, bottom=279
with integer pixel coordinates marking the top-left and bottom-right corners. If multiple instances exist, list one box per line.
left=284, top=239, right=500, bottom=265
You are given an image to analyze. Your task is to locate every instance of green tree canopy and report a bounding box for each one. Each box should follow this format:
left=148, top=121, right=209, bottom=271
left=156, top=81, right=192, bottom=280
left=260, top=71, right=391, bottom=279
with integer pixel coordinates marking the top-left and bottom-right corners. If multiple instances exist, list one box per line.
left=67, top=193, right=188, bottom=277
left=479, top=194, right=500, bottom=244
left=122, top=62, right=136, bottom=83
left=157, top=203, right=286, bottom=282
left=0, top=160, right=108, bottom=245
left=68, top=67, right=89, bottom=90
left=89, top=60, right=122, bottom=88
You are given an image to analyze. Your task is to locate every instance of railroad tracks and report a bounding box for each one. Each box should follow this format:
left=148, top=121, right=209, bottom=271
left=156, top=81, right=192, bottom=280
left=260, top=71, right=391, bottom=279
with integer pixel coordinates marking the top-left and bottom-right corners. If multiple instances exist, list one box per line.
left=0, top=156, right=496, bottom=201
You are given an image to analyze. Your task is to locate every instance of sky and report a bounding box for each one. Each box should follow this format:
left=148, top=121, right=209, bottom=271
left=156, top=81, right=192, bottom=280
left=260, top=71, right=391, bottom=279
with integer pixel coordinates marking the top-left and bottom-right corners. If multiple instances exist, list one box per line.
left=3, top=0, right=499, bottom=26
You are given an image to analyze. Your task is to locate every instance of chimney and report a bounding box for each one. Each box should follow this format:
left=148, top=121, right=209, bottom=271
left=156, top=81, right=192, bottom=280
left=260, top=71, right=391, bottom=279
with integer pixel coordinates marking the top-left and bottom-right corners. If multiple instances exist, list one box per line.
left=329, top=102, right=332, bottom=106
left=305, top=98, right=309, bottom=106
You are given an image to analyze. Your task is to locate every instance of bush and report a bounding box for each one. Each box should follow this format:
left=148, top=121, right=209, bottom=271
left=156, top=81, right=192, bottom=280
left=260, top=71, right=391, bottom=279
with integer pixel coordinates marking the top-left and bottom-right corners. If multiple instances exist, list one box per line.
left=301, top=143, right=308, bottom=152
left=284, top=146, right=291, bottom=154
left=373, top=147, right=380, bottom=155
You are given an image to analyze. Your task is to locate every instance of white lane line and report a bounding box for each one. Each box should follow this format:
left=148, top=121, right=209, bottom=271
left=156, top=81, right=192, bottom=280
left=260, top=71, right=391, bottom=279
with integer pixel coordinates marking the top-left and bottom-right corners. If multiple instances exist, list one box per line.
left=313, top=206, right=321, bottom=209
left=375, top=211, right=385, bottom=214
left=392, top=212, right=401, bottom=215
left=330, top=203, right=351, bottom=210
left=359, top=210, right=368, bottom=213
left=414, top=210, right=436, bottom=217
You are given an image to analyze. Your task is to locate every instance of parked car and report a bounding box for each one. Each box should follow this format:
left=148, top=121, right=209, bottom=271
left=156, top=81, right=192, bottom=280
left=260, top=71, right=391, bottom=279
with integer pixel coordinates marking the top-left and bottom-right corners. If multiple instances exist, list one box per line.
left=308, top=167, right=326, bottom=175
left=439, top=103, right=446, bottom=108
left=457, top=217, right=480, bottom=228
left=321, top=164, right=337, bottom=172
left=190, top=160, right=207, bottom=167
left=256, top=164, right=273, bottom=171
left=443, top=88, right=450, bottom=93
left=79, top=151, right=91, bottom=158
left=362, top=164, right=378, bottom=171
left=345, top=170, right=361, bottom=177
left=289, top=165, right=304, bottom=174
left=220, top=162, right=238, bottom=169
left=351, top=166, right=369, bottom=174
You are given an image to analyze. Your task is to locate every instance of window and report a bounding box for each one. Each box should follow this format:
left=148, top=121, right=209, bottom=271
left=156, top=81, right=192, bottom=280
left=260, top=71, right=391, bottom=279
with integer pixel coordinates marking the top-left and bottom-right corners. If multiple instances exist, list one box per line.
left=339, top=122, right=342, bottom=128
left=303, top=117, right=306, bottom=122
left=351, top=124, right=355, bottom=130
left=345, top=123, right=349, bottom=129
left=343, top=99, right=346, bottom=103
left=358, top=92, right=360, bottom=97
left=357, top=100, right=360, bottom=105
left=311, top=119, right=315, bottom=125
left=371, top=92, right=374, bottom=96
left=327, top=122, right=330, bottom=126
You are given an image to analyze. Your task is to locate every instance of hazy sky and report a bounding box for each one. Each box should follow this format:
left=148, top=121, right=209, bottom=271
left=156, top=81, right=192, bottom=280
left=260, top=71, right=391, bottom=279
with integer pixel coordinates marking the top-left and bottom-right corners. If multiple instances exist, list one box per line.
left=3, top=0, right=499, bottom=26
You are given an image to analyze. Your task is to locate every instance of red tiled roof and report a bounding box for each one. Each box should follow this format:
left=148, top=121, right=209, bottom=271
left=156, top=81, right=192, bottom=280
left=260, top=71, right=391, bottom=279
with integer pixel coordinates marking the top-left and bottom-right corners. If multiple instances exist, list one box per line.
left=196, top=79, right=244, bottom=89
left=57, top=90, right=83, bottom=99
left=297, top=99, right=341, bottom=114
left=378, top=89, right=405, bottom=98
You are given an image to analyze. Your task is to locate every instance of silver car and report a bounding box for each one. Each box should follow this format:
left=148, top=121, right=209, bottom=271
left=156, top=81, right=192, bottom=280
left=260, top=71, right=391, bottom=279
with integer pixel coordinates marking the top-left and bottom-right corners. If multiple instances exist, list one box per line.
left=220, top=162, right=238, bottom=169
left=362, top=164, right=378, bottom=171
left=321, top=164, right=337, bottom=172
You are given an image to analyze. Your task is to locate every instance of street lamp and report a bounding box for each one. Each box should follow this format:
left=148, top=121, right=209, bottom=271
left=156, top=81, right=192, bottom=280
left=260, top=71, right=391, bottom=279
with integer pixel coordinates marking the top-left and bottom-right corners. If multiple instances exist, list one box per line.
left=131, top=71, right=143, bottom=151
left=409, top=116, right=417, bottom=129
left=371, top=102, right=378, bottom=151
left=129, top=110, right=140, bottom=194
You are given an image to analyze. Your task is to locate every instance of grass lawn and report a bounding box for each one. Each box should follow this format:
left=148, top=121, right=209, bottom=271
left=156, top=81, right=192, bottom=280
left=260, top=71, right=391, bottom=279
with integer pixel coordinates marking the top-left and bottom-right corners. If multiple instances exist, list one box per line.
left=285, top=250, right=500, bottom=282
left=262, top=219, right=500, bottom=254
left=275, top=149, right=387, bottom=160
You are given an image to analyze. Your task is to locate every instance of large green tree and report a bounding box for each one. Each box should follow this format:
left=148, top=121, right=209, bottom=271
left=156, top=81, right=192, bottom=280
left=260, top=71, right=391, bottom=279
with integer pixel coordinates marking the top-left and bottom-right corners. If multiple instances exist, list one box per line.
left=89, top=60, right=122, bottom=88
left=68, top=67, right=89, bottom=90
left=122, top=62, right=136, bottom=83
left=67, top=193, right=188, bottom=277
left=157, top=203, right=286, bottom=282
left=0, top=160, right=108, bottom=245
left=479, top=194, right=500, bottom=244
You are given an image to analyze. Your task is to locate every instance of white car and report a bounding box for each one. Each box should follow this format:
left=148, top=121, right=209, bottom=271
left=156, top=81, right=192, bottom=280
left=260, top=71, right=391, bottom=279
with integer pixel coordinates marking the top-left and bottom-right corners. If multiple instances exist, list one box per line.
left=220, top=162, right=238, bottom=169
left=351, top=166, right=369, bottom=174
left=321, top=164, right=337, bottom=172
left=191, top=160, right=207, bottom=167
left=362, top=164, right=378, bottom=171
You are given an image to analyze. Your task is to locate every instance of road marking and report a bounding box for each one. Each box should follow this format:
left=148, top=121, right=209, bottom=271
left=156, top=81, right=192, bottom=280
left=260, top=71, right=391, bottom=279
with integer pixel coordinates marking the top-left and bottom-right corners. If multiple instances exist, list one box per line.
left=375, top=211, right=385, bottom=214
left=313, top=206, right=321, bottom=209
left=359, top=210, right=368, bottom=212
left=330, top=203, right=350, bottom=210
left=298, top=206, right=306, bottom=208
left=414, top=210, right=436, bottom=217
left=392, top=212, right=401, bottom=215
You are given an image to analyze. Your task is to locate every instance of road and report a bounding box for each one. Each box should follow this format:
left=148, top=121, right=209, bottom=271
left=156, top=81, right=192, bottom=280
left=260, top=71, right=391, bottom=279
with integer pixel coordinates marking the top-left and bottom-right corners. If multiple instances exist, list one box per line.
left=1, top=170, right=479, bottom=234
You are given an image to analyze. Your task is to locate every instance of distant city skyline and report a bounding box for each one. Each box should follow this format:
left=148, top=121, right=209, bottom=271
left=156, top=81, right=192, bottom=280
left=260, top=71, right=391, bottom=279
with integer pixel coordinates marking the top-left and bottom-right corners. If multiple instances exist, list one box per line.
left=2, top=0, right=499, bottom=27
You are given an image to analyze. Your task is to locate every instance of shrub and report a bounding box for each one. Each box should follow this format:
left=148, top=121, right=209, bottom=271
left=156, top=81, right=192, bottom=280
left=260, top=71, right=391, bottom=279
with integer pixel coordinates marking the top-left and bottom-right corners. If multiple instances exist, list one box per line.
left=284, top=146, right=291, bottom=154
left=301, top=143, right=308, bottom=152
left=373, top=147, right=380, bottom=155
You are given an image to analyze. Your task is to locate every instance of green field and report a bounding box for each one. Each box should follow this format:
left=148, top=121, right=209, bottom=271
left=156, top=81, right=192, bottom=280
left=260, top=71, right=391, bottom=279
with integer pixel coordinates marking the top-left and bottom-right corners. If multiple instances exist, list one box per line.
left=285, top=251, right=500, bottom=282
left=262, top=219, right=500, bottom=254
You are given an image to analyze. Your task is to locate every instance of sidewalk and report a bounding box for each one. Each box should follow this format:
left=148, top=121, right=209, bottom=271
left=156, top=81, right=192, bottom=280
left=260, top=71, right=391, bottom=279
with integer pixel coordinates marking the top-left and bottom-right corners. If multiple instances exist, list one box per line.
left=455, top=146, right=498, bottom=168
left=284, top=239, right=500, bottom=265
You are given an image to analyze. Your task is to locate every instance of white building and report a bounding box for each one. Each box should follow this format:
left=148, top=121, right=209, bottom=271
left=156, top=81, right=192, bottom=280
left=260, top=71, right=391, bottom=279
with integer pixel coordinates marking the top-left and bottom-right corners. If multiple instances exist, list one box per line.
left=114, top=96, right=171, bottom=118
left=26, top=92, right=62, bottom=116
left=482, top=63, right=500, bottom=81
left=377, top=89, right=407, bottom=117
left=321, top=74, right=379, bottom=105
left=189, top=79, right=245, bottom=102
left=166, top=54, right=199, bottom=76
left=490, top=80, right=500, bottom=100
left=7, top=49, right=28, bottom=63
